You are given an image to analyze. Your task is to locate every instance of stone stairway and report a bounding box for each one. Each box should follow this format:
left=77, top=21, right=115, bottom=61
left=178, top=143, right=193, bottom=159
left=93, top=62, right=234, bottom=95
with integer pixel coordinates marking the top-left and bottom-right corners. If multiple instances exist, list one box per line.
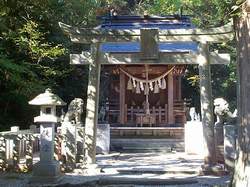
left=110, top=138, right=185, bottom=153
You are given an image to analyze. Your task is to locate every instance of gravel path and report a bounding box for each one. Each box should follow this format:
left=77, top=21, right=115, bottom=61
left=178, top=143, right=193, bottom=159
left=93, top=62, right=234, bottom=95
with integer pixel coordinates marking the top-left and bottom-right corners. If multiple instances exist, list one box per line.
left=0, top=152, right=231, bottom=187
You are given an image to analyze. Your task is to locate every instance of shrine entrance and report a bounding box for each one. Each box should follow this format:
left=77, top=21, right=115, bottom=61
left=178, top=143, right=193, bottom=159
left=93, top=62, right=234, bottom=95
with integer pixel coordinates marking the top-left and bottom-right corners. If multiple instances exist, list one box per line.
left=102, top=64, right=186, bottom=127
left=59, top=14, right=233, bottom=168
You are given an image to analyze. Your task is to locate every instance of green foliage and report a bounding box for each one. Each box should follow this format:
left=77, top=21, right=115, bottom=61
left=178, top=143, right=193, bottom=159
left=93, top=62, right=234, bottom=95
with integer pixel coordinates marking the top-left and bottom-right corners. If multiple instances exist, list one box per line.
left=12, top=21, right=65, bottom=63
left=139, top=0, right=238, bottom=110
left=0, top=0, right=98, bottom=130
left=0, top=0, right=240, bottom=129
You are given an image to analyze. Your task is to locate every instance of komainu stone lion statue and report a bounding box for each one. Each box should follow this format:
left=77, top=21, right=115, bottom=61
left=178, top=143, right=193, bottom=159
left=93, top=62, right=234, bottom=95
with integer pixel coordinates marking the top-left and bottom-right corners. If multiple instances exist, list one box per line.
left=63, top=98, right=84, bottom=124
left=214, top=98, right=236, bottom=126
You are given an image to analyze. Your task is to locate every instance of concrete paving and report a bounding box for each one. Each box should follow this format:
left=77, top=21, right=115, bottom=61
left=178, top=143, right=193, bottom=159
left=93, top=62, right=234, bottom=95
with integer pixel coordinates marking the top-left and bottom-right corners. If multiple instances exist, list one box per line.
left=0, top=152, right=231, bottom=187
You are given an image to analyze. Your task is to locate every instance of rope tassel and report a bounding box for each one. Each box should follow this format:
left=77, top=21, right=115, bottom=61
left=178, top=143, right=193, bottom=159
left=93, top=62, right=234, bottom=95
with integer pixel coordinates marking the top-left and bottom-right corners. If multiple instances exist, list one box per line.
left=157, top=79, right=162, bottom=88
left=136, top=82, right=141, bottom=94
left=161, top=78, right=166, bottom=89
left=154, top=82, right=159, bottom=93
left=149, top=82, right=153, bottom=91
left=127, top=78, right=133, bottom=90
left=140, top=82, right=144, bottom=91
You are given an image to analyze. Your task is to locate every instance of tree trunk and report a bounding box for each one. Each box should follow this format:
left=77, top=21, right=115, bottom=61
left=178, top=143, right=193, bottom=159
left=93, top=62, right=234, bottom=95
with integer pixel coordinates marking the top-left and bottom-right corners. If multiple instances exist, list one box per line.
left=233, top=2, right=250, bottom=186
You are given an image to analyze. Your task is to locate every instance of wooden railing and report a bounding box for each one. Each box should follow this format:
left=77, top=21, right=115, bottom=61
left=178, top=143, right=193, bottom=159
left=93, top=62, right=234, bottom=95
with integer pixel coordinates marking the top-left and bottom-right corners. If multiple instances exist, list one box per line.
left=125, top=104, right=168, bottom=124
left=174, top=100, right=189, bottom=124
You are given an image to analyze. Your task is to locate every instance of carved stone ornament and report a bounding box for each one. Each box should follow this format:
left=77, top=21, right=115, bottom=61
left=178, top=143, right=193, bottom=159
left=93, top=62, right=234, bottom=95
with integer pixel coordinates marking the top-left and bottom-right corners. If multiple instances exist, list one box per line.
left=63, top=98, right=84, bottom=124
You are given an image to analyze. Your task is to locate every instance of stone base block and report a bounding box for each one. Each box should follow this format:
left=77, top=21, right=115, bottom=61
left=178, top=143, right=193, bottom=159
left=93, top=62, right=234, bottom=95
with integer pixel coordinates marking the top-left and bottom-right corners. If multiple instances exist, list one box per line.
left=96, top=124, right=110, bottom=154
left=75, top=163, right=101, bottom=175
left=199, top=164, right=228, bottom=176
left=30, top=160, right=61, bottom=183
left=185, top=121, right=204, bottom=155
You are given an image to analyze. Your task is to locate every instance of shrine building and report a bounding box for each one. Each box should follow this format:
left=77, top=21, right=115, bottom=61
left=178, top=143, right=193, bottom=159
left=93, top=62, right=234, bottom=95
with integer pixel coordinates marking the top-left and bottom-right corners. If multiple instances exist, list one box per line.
left=60, top=14, right=233, bottom=166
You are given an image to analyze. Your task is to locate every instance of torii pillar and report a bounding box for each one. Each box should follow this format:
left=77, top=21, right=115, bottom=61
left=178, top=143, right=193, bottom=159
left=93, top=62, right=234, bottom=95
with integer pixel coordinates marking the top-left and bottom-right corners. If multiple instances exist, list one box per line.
left=198, top=42, right=216, bottom=166
left=83, top=43, right=101, bottom=172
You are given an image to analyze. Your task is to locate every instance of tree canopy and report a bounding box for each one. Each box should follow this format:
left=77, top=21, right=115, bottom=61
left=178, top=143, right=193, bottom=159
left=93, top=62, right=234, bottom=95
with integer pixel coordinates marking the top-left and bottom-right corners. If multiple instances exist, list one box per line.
left=0, top=0, right=239, bottom=130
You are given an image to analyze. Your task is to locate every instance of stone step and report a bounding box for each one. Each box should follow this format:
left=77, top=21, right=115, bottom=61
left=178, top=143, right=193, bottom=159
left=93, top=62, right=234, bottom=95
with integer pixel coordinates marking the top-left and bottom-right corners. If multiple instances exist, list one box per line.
left=111, top=138, right=184, bottom=153
left=97, top=176, right=198, bottom=186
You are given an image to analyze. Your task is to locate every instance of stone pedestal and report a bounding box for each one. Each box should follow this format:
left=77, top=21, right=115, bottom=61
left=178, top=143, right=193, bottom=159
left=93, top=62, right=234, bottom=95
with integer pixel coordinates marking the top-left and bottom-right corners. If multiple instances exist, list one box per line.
left=214, top=125, right=224, bottom=163
left=76, top=126, right=85, bottom=163
left=61, top=122, right=77, bottom=170
left=31, top=123, right=61, bottom=182
left=185, top=121, right=204, bottom=155
left=96, top=124, right=110, bottom=154
left=224, top=125, right=237, bottom=170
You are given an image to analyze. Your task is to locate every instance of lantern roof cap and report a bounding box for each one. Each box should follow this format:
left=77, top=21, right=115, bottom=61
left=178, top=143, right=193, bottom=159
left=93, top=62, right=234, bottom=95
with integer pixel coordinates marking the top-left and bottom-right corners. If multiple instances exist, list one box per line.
left=29, top=88, right=66, bottom=106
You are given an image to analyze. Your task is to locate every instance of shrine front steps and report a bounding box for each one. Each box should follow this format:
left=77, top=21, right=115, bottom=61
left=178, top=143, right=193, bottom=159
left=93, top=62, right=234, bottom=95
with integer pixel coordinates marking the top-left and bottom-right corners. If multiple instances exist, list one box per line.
left=110, top=127, right=184, bottom=139
left=110, top=138, right=184, bottom=153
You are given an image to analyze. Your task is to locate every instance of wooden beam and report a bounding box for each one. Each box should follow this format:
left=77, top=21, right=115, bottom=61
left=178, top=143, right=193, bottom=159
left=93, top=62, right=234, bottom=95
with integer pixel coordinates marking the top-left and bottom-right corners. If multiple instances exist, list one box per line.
left=70, top=52, right=230, bottom=65
left=59, top=21, right=234, bottom=43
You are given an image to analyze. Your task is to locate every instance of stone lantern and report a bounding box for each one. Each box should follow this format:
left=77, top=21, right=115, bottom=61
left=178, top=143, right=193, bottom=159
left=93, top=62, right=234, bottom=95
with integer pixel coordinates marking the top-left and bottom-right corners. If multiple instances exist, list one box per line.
left=29, top=88, right=66, bottom=182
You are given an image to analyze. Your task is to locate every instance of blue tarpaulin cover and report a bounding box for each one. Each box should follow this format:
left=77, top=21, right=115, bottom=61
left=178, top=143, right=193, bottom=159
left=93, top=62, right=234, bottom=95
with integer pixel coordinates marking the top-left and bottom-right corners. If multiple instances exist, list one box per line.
left=98, top=15, right=197, bottom=53
left=101, top=42, right=198, bottom=53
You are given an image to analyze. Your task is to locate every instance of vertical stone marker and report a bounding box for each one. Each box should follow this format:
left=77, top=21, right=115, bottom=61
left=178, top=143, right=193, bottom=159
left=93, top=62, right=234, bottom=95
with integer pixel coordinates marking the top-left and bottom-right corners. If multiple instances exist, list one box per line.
left=29, top=88, right=66, bottom=183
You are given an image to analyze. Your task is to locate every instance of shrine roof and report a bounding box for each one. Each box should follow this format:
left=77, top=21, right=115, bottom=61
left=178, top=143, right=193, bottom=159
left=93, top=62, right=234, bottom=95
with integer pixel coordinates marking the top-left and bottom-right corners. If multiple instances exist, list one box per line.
left=97, top=15, right=197, bottom=53
left=101, top=42, right=198, bottom=53
left=96, top=15, right=195, bottom=30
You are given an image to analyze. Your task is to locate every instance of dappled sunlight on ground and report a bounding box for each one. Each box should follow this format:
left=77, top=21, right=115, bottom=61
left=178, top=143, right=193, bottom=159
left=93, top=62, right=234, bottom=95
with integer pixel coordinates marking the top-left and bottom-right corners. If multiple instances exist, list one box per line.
left=0, top=152, right=231, bottom=186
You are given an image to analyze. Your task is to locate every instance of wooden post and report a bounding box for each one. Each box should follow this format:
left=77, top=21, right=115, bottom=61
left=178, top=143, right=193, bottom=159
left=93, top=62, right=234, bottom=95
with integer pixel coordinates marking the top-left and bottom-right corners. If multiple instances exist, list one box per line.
left=124, top=104, right=128, bottom=123
left=159, top=106, right=162, bottom=124
left=165, top=104, right=168, bottom=124
left=168, top=72, right=174, bottom=124
left=84, top=43, right=101, bottom=167
left=119, top=71, right=125, bottom=124
left=178, top=76, right=182, bottom=100
left=131, top=106, right=134, bottom=122
left=198, top=42, right=216, bottom=165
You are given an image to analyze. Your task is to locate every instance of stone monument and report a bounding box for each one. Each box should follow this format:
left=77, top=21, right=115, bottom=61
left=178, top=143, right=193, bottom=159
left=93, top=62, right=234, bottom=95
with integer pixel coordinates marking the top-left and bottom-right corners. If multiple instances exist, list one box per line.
left=29, top=88, right=66, bottom=182
left=185, top=108, right=204, bottom=155
left=61, top=98, right=84, bottom=170
left=213, top=97, right=237, bottom=166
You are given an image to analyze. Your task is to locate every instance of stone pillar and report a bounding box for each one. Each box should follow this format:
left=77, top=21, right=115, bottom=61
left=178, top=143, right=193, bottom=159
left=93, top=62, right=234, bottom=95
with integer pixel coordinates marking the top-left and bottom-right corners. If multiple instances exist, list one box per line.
left=83, top=43, right=101, bottom=168
left=168, top=71, right=174, bottom=124
left=198, top=42, right=216, bottom=165
left=33, top=123, right=60, bottom=181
